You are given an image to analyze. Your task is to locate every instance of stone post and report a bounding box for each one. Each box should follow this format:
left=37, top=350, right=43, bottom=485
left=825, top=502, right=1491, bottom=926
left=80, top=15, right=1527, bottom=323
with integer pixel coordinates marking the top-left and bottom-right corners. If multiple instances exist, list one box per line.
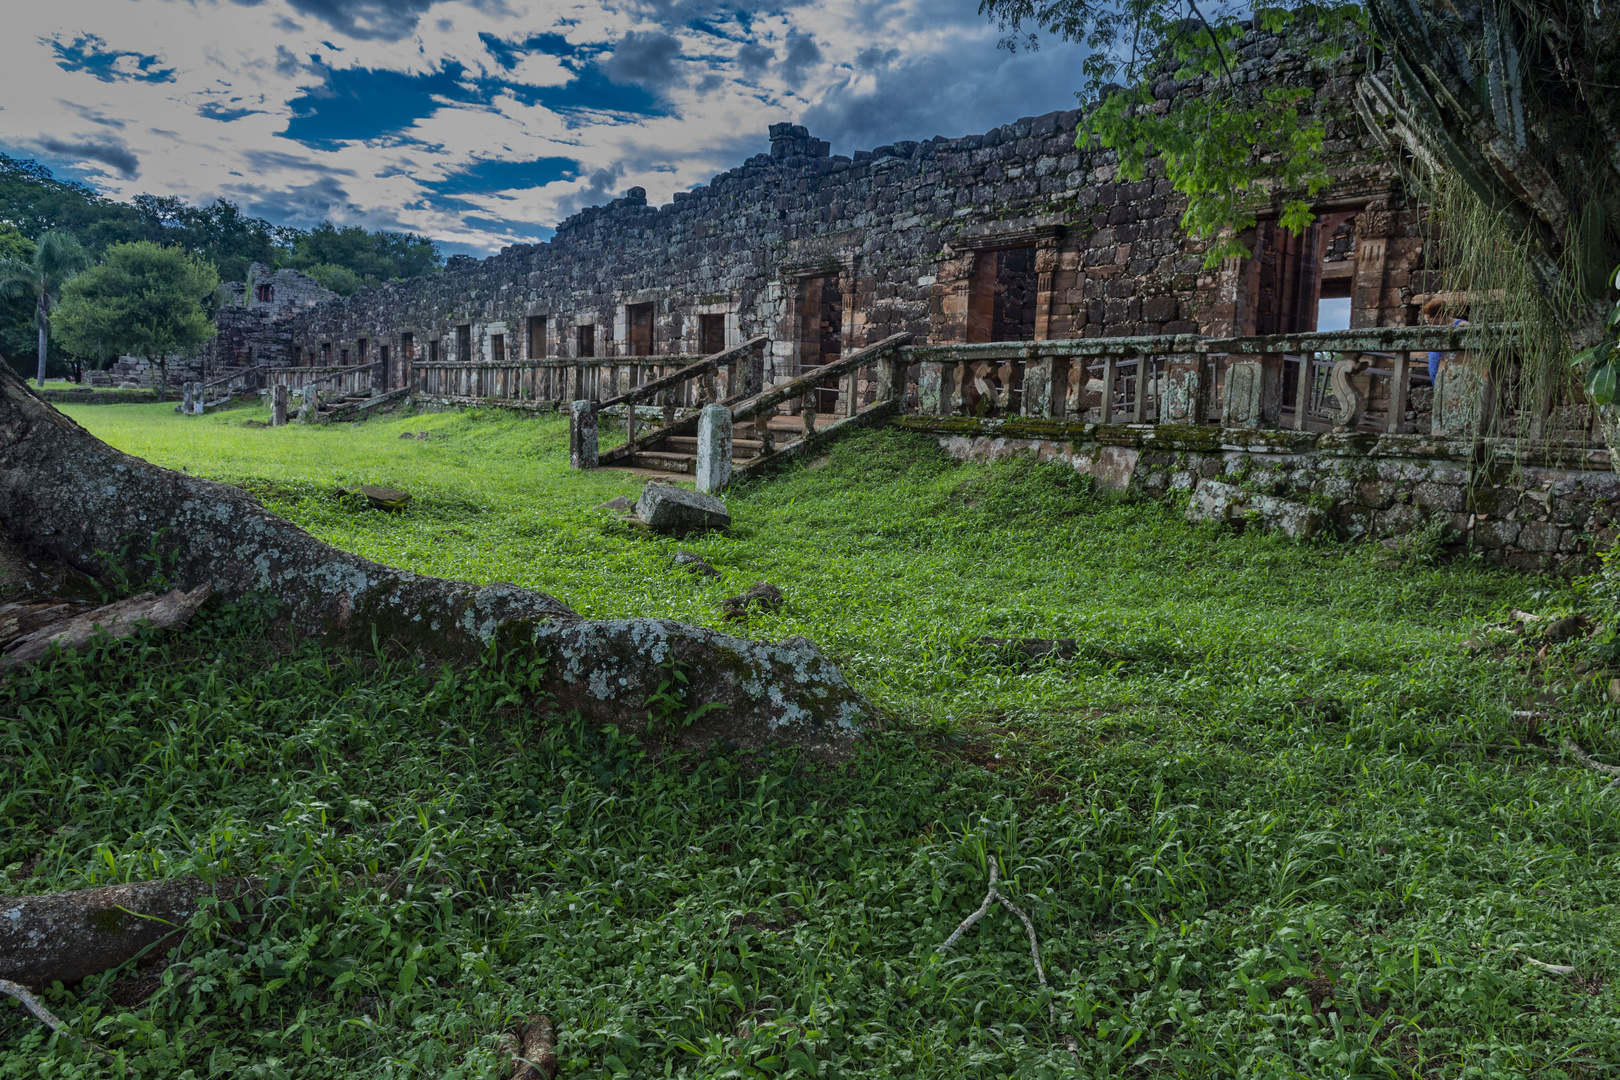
left=182, top=382, right=195, bottom=415
left=371, top=361, right=385, bottom=398
left=1021, top=353, right=1053, bottom=417
left=1432, top=355, right=1490, bottom=437
left=271, top=384, right=288, bottom=427
left=193, top=386, right=206, bottom=415
left=1161, top=353, right=1206, bottom=425
left=1223, top=360, right=1266, bottom=428
left=298, top=384, right=316, bottom=424
left=569, top=400, right=599, bottom=469
left=917, top=362, right=944, bottom=415
left=1099, top=356, right=1117, bottom=423
left=695, top=403, right=733, bottom=494
left=1293, top=353, right=1314, bottom=429
left=1387, top=354, right=1411, bottom=434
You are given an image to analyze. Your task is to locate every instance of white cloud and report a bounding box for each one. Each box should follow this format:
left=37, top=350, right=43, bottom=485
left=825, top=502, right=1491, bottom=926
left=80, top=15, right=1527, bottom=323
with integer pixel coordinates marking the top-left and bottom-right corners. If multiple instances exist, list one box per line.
left=0, top=0, right=1091, bottom=254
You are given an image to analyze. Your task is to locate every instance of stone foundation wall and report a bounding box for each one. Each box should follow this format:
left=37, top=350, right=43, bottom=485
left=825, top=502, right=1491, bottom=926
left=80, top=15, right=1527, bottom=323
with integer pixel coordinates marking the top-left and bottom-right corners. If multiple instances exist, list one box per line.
left=894, top=415, right=1619, bottom=573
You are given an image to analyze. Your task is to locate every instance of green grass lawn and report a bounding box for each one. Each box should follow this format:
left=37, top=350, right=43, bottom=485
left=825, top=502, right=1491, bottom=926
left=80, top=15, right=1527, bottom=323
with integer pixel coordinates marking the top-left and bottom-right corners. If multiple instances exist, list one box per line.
left=4, top=399, right=1617, bottom=1079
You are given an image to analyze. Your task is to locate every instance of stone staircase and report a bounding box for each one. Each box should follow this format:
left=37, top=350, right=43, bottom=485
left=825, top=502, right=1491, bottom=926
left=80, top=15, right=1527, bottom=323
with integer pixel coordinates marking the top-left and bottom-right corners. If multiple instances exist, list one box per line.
left=610, top=414, right=809, bottom=478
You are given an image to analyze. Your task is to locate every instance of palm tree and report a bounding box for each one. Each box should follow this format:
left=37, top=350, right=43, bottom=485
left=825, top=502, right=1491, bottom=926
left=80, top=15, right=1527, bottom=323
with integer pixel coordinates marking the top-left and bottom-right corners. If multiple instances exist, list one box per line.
left=0, top=230, right=91, bottom=388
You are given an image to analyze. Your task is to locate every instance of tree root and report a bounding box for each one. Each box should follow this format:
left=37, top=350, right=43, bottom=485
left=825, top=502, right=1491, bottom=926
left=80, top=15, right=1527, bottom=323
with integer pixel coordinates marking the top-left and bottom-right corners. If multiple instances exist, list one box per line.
left=0, top=361, right=869, bottom=755
left=0, top=978, right=114, bottom=1063
left=0, top=876, right=256, bottom=991
left=1562, top=738, right=1620, bottom=783
left=1, top=585, right=214, bottom=671
left=937, top=857, right=1081, bottom=1063
left=508, top=1014, right=558, bottom=1080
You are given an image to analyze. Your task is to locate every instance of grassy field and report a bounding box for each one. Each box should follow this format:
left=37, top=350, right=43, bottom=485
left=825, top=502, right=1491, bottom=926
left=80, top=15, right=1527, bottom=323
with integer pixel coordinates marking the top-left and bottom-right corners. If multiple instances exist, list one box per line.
left=2, top=399, right=1617, bottom=1078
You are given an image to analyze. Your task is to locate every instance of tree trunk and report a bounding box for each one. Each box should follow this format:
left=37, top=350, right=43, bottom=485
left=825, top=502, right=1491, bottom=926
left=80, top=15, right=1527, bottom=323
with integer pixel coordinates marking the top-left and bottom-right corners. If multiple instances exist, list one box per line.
left=0, top=364, right=868, bottom=756
left=34, top=297, right=46, bottom=389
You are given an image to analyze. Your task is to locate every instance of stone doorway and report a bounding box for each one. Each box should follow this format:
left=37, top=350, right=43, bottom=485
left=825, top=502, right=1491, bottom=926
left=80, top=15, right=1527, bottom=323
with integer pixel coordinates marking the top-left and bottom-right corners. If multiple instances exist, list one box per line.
left=699, top=314, right=726, bottom=356
left=628, top=303, right=655, bottom=356
left=799, top=276, right=843, bottom=412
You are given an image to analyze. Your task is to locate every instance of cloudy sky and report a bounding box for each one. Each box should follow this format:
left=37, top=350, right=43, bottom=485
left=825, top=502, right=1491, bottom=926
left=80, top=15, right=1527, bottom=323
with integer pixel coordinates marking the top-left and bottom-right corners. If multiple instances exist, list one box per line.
left=1, top=0, right=1090, bottom=256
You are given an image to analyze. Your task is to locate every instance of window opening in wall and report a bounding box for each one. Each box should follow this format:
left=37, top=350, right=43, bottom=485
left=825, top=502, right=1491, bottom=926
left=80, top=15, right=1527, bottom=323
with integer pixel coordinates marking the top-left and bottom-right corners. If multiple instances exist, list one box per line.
left=799, top=276, right=843, bottom=412
left=428, top=339, right=439, bottom=363
left=401, top=332, right=414, bottom=360
left=699, top=313, right=726, bottom=356
left=255, top=284, right=272, bottom=303
left=491, top=333, right=505, bottom=363
left=341, top=348, right=350, bottom=365
left=527, top=316, right=546, bottom=359
left=358, top=338, right=368, bottom=364
left=321, top=343, right=332, bottom=364
left=456, top=324, right=472, bottom=363
left=577, top=324, right=596, bottom=359
left=627, top=302, right=655, bottom=356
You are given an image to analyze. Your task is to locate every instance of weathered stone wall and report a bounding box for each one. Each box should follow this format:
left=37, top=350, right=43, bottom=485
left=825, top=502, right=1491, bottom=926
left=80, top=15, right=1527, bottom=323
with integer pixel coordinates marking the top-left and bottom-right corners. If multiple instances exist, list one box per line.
left=900, top=415, right=1616, bottom=573
left=268, top=30, right=1416, bottom=394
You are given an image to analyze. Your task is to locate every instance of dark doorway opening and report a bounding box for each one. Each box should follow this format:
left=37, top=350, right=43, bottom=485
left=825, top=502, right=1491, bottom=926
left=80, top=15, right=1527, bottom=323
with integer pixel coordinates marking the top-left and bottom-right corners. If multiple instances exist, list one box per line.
left=967, top=246, right=1038, bottom=344
left=398, top=333, right=413, bottom=391
left=577, top=324, right=596, bottom=359
left=491, top=334, right=505, bottom=363
left=527, top=316, right=546, bottom=359
left=799, top=276, right=843, bottom=412
left=456, top=324, right=472, bottom=363
left=699, top=314, right=726, bottom=356
left=627, top=303, right=655, bottom=356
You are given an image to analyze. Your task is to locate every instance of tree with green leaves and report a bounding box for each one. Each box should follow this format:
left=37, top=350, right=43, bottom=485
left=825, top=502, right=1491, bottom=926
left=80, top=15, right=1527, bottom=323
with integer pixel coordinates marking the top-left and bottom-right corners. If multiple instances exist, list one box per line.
left=978, top=0, right=1618, bottom=366
left=0, top=229, right=91, bottom=388
left=53, top=242, right=219, bottom=395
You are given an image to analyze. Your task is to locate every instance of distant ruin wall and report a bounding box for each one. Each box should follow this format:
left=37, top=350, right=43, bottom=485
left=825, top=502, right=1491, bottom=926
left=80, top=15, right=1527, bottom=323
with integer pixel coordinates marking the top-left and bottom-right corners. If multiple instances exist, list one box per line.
left=269, top=32, right=1414, bottom=390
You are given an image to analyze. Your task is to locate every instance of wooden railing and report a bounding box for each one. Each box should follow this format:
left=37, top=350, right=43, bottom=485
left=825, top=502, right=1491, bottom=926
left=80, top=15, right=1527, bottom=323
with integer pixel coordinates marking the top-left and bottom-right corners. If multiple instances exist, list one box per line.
left=411, top=354, right=737, bottom=409
left=264, top=363, right=379, bottom=401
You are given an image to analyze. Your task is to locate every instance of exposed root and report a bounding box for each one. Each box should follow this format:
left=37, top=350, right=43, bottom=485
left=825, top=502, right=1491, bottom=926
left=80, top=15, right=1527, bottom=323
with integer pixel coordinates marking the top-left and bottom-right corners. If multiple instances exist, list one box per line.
left=0, top=978, right=113, bottom=1063
left=510, top=1014, right=557, bottom=1080
left=937, top=857, right=1081, bottom=1063
left=1562, top=738, right=1620, bottom=783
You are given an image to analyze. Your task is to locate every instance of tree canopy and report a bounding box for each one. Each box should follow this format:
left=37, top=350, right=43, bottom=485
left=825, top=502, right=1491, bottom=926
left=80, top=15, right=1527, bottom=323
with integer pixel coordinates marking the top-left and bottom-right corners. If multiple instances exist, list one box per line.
left=52, top=242, right=219, bottom=390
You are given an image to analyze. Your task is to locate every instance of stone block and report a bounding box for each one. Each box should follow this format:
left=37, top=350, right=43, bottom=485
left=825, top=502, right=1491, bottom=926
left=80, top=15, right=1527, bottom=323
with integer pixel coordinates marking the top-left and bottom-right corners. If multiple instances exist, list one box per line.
left=636, top=482, right=732, bottom=535
left=1185, top=479, right=1323, bottom=539
left=1517, top=521, right=1562, bottom=553
left=1411, top=481, right=1463, bottom=511
left=1472, top=519, right=1520, bottom=549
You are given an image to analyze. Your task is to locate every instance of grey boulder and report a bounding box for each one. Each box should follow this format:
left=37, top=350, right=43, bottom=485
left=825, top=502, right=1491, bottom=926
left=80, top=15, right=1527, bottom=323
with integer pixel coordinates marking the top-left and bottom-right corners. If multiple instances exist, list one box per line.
left=637, top=482, right=731, bottom=535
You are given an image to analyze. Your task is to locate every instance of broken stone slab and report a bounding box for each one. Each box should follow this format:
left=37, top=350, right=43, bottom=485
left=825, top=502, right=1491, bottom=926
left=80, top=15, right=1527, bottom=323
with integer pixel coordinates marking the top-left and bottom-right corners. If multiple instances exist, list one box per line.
left=720, top=581, right=784, bottom=620
left=0, top=364, right=867, bottom=754
left=636, top=481, right=731, bottom=535
left=336, top=485, right=412, bottom=511
left=594, top=495, right=634, bottom=511
left=671, top=551, right=720, bottom=578
left=1185, top=479, right=1323, bottom=540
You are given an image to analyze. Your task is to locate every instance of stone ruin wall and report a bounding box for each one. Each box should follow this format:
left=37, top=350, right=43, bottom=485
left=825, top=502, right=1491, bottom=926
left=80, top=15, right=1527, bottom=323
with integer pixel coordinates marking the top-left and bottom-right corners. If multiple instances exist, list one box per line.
left=265, top=30, right=1430, bottom=409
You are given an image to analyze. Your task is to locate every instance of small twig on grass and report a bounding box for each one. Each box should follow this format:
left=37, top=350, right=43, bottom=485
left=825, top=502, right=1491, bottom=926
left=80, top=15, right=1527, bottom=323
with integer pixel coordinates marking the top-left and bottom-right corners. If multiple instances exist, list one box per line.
left=0, top=978, right=114, bottom=1064
left=1509, top=946, right=1577, bottom=975
left=937, top=857, right=1081, bottom=1063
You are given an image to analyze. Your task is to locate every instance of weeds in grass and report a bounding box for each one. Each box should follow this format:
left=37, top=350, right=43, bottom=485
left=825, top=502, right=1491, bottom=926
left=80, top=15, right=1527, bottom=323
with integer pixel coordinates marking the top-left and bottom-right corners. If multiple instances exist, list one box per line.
left=1, top=402, right=1613, bottom=1077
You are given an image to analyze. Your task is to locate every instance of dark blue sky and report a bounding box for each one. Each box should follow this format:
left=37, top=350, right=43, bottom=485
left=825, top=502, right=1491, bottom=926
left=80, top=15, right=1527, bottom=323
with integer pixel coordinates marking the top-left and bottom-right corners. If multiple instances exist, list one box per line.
left=5, top=0, right=1093, bottom=255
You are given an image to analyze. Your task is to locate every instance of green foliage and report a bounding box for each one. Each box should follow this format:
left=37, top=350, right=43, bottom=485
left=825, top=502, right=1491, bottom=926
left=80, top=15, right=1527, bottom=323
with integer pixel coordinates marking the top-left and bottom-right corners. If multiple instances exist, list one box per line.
left=1572, top=266, right=1620, bottom=406
left=0, top=155, right=442, bottom=294
left=282, top=222, right=441, bottom=289
left=978, top=1, right=1363, bottom=264
left=298, top=262, right=366, bottom=297
left=0, top=228, right=93, bottom=383
left=52, top=242, right=219, bottom=387
left=9, top=406, right=1615, bottom=1075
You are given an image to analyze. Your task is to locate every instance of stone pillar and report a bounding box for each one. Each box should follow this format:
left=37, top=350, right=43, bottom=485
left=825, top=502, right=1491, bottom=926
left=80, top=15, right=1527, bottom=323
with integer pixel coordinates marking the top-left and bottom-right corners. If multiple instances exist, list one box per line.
left=182, top=382, right=195, bottom=415
left=569, top=401, right=599, bottom=469
left=193, top=387, right=206, bottom=416
left=1161, top=353, right=1207, bottom=425
left=695, top=403, right=733, bottom=494
left=1021, top=354, right=1053, bottom=417
left=1432, top=355, right=1490, bottom=437
left=371, top=362, right=385, bottom=398
left=917, top=362, right=944, bottom=415
left=1221, top=355, right=1284, bottom=428
left=1223, top=360, right=1266, bottom=428
left=271, top=384, right=288, bottom=427
left=298, top=384, right=316, bottom=424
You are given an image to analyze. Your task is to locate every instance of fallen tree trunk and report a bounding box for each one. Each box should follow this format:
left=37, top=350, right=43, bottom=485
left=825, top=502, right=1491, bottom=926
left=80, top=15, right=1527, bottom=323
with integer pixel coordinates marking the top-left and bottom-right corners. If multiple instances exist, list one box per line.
left=0, top=877, right=255, bottom=991
left=0, top=366, right=868, bottom=753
